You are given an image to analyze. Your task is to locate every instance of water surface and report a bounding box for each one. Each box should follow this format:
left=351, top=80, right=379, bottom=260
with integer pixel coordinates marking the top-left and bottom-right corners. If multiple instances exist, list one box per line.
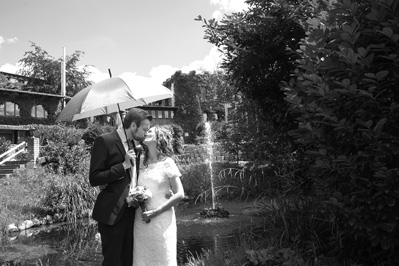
left=0, top=202, right=260, bottom=266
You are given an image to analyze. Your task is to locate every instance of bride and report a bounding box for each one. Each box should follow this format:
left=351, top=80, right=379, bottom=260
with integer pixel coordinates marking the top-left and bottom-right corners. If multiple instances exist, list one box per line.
left=133, top=125, right=185, bottom=266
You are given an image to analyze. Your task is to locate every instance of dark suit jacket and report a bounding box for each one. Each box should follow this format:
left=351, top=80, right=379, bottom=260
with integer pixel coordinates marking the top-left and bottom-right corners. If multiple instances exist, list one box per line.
left=89, top=130, right=131, bottom=225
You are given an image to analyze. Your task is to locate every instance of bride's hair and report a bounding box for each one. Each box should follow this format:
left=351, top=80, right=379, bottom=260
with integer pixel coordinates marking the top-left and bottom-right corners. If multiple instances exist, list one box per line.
left=142, top=125, right=174, bottom=167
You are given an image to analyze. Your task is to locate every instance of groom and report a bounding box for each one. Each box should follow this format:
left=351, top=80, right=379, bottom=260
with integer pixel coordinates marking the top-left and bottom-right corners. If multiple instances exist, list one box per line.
left=89, top=107, right=152, bottom=266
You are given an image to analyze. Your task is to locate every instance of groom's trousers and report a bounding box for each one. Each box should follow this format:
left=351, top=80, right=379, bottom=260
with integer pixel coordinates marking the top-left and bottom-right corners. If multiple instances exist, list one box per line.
left=98, top=206, right=135, bottom=266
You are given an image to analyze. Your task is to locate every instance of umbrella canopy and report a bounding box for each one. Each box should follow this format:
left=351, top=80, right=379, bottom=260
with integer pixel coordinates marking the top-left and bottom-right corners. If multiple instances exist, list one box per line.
left=56, top=74, right=173, bottom=122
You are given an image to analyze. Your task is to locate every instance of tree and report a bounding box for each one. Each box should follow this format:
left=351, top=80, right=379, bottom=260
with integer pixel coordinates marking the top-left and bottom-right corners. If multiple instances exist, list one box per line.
left=197, top=0, right=308, bottom=166
left=18, top=42, right=93, bottom=96
left=197, top=0, right=306, bottom=129
left=197, top=70, right=235, bottom=121
left=163, top=71, right=203, bottom=144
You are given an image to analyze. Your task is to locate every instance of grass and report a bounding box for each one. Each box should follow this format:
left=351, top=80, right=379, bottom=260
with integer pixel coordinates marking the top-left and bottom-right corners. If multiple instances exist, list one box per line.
left=0, top=168, right=48, bottom=233
left=0, top=163, right=96, bottom=234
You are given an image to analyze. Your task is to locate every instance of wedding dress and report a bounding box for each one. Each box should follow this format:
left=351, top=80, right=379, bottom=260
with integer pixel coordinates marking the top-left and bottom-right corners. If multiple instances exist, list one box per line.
left=133, top=157, right=181, bottom=266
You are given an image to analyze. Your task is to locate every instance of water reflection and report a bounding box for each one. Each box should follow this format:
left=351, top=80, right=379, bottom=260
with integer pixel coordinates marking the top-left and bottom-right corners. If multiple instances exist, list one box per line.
left=0, top=220, right=240, bottom=266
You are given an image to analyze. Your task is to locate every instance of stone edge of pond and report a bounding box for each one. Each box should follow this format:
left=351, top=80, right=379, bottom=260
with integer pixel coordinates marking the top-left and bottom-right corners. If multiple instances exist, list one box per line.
left=2, top=213, right=77, bottom=242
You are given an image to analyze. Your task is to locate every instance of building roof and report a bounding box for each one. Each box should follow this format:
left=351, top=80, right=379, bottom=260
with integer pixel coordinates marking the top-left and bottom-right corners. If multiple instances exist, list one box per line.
left=0, top=88, right=70, bottom=99
left=0, top=124, right=31, bottom=131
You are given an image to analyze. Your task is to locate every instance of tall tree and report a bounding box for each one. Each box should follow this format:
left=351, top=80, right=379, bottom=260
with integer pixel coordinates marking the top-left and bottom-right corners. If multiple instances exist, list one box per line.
left=197, top=70, right=235, bottom=121
left=197, top=0, right=306, bottom=130
left=197, top=0, right=309, bottom=164
left=18, top=42, right=93, bottom=96
left=164, top=71, right=203, bottom=144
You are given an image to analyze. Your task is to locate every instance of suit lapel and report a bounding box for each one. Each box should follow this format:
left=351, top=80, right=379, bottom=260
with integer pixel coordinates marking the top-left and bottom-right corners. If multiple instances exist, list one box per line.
left=113, top=131, right=125, bottom=158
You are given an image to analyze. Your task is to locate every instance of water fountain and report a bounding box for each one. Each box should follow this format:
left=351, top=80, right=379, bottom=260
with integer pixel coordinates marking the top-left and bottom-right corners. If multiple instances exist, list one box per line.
left=193, top=121, right=229, bottom=219
left=205, top=121, right=216, bottom=210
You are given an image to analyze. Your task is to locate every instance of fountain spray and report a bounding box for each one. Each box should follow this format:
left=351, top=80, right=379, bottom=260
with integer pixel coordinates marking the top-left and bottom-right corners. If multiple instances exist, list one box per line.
left=204, top=122, right=216, bottom=209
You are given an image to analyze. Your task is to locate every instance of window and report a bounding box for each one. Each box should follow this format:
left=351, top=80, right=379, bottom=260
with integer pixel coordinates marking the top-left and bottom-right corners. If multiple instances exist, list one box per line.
left=157, top=111, right=163, bottom=119
left=31, top=104, right=48, bottom=118
left=0, top=102, right=20, bottom=117
left=164, top=111, right=169, bottom=118
left=151, top=110, right=156, bottom=119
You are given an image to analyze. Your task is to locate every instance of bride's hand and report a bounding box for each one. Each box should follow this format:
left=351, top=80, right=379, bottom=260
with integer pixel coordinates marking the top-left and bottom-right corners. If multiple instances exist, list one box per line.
left=142, top=209, right=158, bottom=222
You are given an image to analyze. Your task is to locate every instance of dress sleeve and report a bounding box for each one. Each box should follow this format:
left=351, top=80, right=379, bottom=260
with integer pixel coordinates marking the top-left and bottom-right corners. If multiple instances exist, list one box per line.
left=164, top=157, right=182, bottom=179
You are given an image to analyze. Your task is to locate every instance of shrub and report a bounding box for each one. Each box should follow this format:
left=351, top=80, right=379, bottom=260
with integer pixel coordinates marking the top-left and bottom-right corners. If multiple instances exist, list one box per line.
left=30, top=124, right=85, bottom=146
left=282, top=0, right=399, bottom=263
left=40, top=140, right=90, bottom=175
left=0, top=136, right=11, bottom=154
left=165, top=123, right=185, bottom=154
left=81, top=121, right=114, bottom=147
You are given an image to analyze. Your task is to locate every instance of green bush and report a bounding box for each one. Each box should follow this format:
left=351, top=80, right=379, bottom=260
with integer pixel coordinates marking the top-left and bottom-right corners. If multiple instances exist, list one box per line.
left=282, top=0, right=399, bottom=263
left=0, top=136, right=12, bottom=154
left=81, top=121, right=114, bottom=146
left=30, top=124, right=85, bottom=146
left=40, top=140, right=90, bottom=175
left=165, top=123, right=185, bottom=154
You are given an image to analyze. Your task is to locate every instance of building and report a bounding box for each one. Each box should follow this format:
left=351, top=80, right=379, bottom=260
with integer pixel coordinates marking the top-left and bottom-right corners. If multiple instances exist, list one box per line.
left=0, top=71, right=177, bottom=144
left=0, top=71, right=65, bottom=144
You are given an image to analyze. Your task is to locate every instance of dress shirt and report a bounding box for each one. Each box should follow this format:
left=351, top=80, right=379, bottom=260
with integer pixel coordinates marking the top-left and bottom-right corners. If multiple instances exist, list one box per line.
left=116, top=128, right=136, bottom=188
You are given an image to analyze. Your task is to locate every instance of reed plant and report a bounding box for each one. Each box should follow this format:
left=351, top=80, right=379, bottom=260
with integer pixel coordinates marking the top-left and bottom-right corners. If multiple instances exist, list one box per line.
left=40, top=159, right=98, bottom=225
left=178, top=160, right=294, bottom=204
left=184, top=196, right=365, bottom=266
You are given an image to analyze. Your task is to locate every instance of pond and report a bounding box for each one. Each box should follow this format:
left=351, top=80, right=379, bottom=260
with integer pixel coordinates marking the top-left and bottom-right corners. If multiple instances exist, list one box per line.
left=0, top=202, right=261, bottom=266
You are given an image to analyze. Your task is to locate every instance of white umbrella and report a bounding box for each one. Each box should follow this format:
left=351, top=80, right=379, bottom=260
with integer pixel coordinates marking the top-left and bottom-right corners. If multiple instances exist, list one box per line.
left=56, top=74, right=173, bottom=122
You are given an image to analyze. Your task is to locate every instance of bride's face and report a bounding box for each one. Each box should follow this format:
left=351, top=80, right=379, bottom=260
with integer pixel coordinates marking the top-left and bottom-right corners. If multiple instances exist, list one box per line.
left=143, top=126, right=157, bottom=144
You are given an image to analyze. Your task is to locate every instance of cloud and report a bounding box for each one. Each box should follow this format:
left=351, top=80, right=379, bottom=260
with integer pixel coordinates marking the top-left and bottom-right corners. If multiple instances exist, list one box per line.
left=182, top=47, right=222, bottom=73
left=210, top=0, right=248, bottom=20
left=148, top=47, right=223, bottom=84
left=0, top=36, right=18, bottom=49
left=84, top=65, right=110, bottom=83
left=0, top=63, right=19, bottom=74
left=7, top=37, right=18, bottom=44
left=210, top=0, right=247, bottom=12
left=149, top=65, right=179, bottom=84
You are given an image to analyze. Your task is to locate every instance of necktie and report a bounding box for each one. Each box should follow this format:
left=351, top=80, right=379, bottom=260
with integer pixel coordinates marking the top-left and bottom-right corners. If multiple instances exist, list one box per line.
left=127, top=139, right=140, bottom=186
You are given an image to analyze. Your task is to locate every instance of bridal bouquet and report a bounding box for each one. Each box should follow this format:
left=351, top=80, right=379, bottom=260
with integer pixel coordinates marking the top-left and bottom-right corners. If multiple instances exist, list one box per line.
left=126, top=186, right=152, bottom=223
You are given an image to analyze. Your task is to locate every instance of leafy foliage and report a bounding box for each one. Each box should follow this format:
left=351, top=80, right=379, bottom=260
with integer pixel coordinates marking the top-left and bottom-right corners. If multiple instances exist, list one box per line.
left=81, top=121, right=114, bottom=146
left=197, top=70, right=235, bottom=120
left=197, top=0, right=308, bottom=180
left=164, top=71, right=203, bottom=143
left=40, top=140, right=90, bottom=175
left=17, top=42, right=93, bottom=96
left=0, top=136, right=12, bottom=154
left=282, top=0, right=399, bottom=263
left=164, top=123, right=185, bottom=154
left=197, top=0, right=305, bottom=126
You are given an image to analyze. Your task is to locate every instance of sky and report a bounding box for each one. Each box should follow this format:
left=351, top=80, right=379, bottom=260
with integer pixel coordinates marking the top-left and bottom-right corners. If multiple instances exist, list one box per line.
left=0, top=0, right=247, bottom=84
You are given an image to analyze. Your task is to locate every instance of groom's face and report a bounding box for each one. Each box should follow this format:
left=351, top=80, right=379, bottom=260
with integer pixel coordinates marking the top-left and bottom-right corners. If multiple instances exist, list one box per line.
left=130, top=119, right=151, bottom=142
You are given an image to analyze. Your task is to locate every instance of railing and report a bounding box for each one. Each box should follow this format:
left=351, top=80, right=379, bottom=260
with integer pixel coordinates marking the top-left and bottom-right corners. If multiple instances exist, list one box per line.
left=0, top=142, right=27, bottom=165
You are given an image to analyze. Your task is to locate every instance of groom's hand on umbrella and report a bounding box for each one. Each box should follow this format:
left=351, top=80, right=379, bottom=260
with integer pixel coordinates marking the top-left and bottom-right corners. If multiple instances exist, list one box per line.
left=124, top=149, right=136, bottom=168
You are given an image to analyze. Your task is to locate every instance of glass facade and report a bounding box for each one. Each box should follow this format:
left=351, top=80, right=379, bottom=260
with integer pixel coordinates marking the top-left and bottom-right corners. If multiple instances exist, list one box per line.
left=31, top=105, right=48, bottom=118
left=1, top=102, right=20, bottom=117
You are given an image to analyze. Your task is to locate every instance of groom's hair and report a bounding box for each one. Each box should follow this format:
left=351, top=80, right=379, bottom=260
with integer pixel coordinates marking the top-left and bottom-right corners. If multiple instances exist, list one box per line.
left=123, top=107, right=152, bottom=129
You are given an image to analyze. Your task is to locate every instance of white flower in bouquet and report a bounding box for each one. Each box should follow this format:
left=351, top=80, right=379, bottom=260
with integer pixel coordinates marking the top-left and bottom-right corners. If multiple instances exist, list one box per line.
left=126, top=186, right=153, bottom=223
